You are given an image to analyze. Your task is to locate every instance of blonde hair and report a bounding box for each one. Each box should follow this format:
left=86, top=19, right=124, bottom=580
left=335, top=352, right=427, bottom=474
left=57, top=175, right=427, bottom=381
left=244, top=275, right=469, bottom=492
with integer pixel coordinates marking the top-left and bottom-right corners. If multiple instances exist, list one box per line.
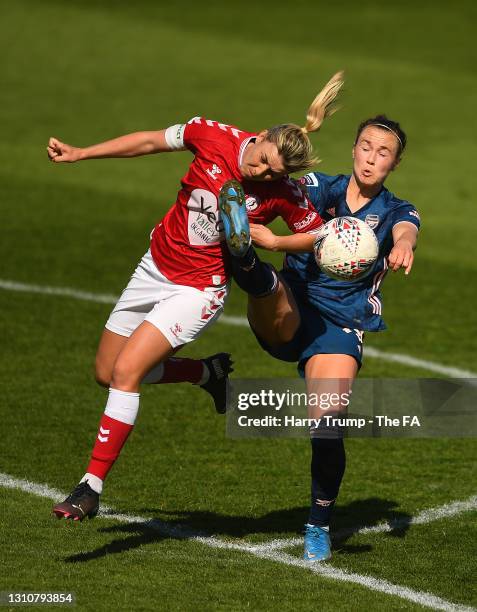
left=265, top=71, right=344, bottom=173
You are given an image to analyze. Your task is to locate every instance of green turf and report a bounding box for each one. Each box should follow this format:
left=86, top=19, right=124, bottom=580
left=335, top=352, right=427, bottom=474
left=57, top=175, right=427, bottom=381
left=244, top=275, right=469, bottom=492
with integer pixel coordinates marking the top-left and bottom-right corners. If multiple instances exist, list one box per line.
left=1, top=0, right=476, bottom=610
left=2, top=491, right=430, bottom=612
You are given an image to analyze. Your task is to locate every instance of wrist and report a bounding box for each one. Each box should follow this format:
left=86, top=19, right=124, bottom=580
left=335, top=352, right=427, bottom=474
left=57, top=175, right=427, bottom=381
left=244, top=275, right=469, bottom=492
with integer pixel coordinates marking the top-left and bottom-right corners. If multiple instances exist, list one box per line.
left=395, top=237, right=412, bottom=248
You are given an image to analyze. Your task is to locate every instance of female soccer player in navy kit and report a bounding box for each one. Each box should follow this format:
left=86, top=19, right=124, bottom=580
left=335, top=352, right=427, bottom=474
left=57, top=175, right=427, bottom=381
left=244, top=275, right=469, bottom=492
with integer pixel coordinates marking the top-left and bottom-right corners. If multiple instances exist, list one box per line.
left=219, top=115, right=420, bottom=561
left=46, top=73, right=343, bottom=520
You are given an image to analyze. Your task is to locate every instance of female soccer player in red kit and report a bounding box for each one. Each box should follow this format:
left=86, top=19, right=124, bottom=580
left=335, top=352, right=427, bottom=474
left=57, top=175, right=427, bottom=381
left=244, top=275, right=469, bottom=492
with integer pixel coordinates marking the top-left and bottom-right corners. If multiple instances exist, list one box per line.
left=47, top=72, right=343, bottom=520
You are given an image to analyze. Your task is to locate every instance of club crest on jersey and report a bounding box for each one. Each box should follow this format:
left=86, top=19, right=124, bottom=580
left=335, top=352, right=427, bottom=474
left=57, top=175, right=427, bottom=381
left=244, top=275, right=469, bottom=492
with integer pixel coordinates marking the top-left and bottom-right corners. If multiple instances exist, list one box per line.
left=325, top=207, right=336, bottom=217
left=365, top=214, right=380, bottom=229
left=245, top=195, right=260, bottom=212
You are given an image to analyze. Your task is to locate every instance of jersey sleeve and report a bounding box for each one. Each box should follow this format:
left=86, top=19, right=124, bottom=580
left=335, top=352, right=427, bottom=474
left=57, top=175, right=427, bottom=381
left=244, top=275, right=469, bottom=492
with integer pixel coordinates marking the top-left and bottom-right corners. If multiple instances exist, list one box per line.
left=278, top=196, right=323, bottom=234
left=248, top=178, right=323, bottom=234
left=297, top=172, right=340, bottom=215
left=182, top=117, right=209, bottom=154
left=181, top=117, right=244, bottom=154
left=391, top=200, right=421, bottom=230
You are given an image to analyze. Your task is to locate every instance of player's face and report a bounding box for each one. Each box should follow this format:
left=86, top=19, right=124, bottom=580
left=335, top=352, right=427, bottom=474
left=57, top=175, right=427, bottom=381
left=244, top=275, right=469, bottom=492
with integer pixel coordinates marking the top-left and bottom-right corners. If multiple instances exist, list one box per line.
left=240, top=133, right=287, bottom=181
left=352, top=126, right=400, bottom=188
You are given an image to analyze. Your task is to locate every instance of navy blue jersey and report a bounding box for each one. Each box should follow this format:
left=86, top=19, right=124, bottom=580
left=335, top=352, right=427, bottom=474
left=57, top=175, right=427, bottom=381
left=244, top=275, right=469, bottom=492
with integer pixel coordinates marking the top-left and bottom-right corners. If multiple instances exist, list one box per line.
left=283, top=172, right=421, bottom=331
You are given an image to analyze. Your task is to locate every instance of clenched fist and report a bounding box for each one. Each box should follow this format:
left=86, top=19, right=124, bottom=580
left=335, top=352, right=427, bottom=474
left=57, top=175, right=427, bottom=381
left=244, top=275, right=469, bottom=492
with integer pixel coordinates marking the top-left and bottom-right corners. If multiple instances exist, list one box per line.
left=47, top=137, right=82, bottom=163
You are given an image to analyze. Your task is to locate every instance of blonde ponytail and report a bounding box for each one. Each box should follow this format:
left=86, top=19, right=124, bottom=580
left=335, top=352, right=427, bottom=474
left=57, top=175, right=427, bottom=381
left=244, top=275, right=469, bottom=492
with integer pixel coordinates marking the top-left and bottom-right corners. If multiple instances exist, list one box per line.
left=265, top=71, right=344, bottom=173
left=303, top=71, right=344, bottom=134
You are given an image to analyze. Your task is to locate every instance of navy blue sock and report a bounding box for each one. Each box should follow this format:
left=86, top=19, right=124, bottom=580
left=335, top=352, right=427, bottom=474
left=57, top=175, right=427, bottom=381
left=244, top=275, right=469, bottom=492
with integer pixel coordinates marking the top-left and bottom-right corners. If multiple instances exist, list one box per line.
left=230, top=246, right=278, bottom=297
left=308, top=437, right=346, bottom=526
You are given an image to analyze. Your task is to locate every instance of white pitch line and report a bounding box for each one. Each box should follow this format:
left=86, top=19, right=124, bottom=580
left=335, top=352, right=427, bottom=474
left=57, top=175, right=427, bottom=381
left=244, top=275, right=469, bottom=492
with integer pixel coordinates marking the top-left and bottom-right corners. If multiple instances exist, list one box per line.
left=253, top=549, right=475, bottom=612
left=1, top=278, right=476, bottom=379
left=0, top=279, right=118, bottom=305
left=254, top=494, right=477, bottom=551
left=363, top=347, right=477, bottom=379
left=0, top=472, right=256, bottom=552
left=0, top=472, right=475, bottom=612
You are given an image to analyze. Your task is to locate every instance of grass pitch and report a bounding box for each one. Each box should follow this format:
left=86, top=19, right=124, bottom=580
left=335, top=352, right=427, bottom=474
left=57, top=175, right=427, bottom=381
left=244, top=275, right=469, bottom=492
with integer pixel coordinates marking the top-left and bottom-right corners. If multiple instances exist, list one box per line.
left=1, top=1, right=476, bottom=610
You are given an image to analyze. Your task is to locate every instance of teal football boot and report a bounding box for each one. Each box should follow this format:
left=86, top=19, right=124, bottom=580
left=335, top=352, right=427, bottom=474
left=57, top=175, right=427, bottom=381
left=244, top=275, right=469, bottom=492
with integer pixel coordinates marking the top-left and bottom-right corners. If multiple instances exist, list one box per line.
left=218, top=179, right=250, bottom=257
left=303, top=524, right=332, bottom=562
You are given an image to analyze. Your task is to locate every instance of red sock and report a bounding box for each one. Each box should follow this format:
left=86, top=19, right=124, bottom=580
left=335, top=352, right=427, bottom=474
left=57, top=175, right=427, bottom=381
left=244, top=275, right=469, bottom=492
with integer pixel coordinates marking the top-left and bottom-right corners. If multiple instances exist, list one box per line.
left=158, top=357, right=205, bottom=384
left=86, top=414, right=134, bottom=481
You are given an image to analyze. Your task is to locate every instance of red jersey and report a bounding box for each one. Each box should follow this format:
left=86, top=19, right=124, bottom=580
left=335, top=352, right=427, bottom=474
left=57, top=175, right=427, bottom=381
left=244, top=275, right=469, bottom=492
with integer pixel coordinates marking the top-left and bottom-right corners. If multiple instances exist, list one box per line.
left=150, top=117, right=322, bottom=290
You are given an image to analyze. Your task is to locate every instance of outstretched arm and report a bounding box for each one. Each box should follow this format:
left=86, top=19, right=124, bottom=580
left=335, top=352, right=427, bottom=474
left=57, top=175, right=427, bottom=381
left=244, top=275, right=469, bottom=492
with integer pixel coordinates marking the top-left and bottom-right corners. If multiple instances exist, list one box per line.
left=389, top=222, right=419, bottom=274
left=47, top=130, right=172, bottom=163
left=250, top=223, right=315, bottom=253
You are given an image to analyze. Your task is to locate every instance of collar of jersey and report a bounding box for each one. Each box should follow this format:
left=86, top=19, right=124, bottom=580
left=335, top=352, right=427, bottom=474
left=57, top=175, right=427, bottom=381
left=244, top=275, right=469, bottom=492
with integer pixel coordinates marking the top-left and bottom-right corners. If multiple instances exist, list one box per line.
left=238, top=136, right=256, bottom=170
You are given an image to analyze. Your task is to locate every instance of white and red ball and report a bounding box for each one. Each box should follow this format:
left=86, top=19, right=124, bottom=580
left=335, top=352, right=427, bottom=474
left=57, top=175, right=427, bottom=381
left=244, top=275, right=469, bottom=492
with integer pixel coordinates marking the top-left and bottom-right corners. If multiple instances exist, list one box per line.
left=314, top=216, right=379, bottom=281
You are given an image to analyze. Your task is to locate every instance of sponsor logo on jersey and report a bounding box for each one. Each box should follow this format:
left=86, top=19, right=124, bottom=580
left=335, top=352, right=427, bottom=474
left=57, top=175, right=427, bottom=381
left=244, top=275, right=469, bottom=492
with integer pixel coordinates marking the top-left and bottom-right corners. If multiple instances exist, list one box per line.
left=293, top=212, right=318, bottom=231
left=245, top=195, right=260, bottom=211
left=187, top=189, right=223, bottom=246
left=205, top=163, right=222, bottom=181
left=365, top=214, right=380, bottom=229
left=409, top=209, right=420, bottom=221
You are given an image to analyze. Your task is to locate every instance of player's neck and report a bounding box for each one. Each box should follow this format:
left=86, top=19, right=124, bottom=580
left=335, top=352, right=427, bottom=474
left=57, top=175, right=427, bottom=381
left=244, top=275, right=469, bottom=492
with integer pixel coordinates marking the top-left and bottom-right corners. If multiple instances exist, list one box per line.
left=346, top=174, right=381, bottom=212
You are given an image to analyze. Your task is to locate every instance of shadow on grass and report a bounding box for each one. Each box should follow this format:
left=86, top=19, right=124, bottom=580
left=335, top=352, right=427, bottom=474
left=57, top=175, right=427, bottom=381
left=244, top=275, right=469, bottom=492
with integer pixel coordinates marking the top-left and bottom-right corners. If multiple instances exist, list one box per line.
left=63, top=497, right=411, bottom=563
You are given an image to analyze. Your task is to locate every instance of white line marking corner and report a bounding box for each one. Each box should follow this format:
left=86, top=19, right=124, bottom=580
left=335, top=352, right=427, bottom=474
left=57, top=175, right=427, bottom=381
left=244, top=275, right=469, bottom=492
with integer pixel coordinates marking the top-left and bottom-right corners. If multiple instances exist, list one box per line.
left=0, top=472, right=475, bottom=612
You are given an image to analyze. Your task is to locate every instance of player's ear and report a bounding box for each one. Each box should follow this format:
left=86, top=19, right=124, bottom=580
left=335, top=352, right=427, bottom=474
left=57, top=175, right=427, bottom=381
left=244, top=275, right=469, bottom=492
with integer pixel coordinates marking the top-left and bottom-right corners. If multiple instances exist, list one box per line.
left=391, top=156, right=401, bottom=171
left=256, top=130, right=268, bottom=143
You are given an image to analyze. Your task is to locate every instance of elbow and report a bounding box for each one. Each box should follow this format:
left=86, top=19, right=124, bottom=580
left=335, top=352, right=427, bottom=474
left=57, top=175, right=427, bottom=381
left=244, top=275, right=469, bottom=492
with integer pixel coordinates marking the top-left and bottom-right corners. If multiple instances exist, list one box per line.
left=142, top=139, right=159, bottom=155
left=138, top=131, right=164, bottom=155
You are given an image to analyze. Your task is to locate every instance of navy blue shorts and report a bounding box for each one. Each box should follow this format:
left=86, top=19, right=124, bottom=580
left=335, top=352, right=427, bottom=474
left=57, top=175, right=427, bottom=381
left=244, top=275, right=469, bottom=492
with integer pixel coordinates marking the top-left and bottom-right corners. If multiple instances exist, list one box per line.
left=252, top=288, right=364, bottom=377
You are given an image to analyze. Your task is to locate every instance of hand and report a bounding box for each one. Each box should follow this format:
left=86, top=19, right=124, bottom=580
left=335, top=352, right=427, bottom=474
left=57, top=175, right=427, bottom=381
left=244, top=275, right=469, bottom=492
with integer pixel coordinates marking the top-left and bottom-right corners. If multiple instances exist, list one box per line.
left=47, top=137, right=82, bottom=163
left=250, top=223, right=278, bottom=251
left=388, top=238, right=414, bottom=274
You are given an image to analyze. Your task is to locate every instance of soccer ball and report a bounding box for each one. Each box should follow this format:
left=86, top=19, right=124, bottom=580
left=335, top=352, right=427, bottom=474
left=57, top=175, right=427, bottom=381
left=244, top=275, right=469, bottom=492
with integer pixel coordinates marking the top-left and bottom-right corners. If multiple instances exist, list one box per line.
left=314, top=216, right=379, bottom=281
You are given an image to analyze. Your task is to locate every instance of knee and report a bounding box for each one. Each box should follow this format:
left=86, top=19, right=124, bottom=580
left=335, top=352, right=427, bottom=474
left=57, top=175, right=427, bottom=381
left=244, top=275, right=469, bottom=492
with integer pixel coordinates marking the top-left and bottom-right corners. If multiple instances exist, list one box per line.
left=247, top=299, right=300, bottom=346
left=94, top=358, right=111, bottom=388
left=110, top=358, right=141, bottom=392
